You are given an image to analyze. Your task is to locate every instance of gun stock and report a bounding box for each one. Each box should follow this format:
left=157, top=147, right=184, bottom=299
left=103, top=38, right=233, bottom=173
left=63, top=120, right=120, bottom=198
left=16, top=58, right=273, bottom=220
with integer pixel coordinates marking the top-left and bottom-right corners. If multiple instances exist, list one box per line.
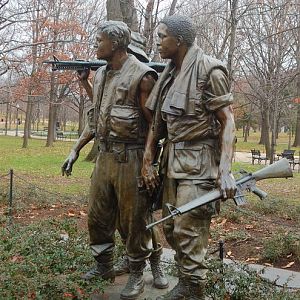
left=252, top=158, right=293, bottom=181
left=146, top=158, right=293, bottom=230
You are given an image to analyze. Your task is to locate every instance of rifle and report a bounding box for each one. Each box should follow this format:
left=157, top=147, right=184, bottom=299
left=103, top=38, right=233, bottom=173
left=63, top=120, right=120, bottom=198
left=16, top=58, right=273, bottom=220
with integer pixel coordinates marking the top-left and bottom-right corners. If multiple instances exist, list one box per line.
left=43, top=55, right=166, bottom=73
left=146, top=158, right=293, bottom=230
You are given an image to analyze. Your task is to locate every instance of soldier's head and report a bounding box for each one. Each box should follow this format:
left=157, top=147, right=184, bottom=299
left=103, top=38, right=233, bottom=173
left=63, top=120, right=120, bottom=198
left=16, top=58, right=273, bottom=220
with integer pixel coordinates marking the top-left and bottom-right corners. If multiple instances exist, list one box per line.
left=157, top=15, right=196, bottom=60
left=95, top=21, right=131, bottom=60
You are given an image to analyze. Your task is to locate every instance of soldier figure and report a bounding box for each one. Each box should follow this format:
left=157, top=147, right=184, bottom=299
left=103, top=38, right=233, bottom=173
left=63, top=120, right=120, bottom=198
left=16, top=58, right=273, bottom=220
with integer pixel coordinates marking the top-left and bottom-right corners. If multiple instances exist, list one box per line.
left=142, top=15, right=236, bottom=299
left=62, top=21, right=168, bottom=299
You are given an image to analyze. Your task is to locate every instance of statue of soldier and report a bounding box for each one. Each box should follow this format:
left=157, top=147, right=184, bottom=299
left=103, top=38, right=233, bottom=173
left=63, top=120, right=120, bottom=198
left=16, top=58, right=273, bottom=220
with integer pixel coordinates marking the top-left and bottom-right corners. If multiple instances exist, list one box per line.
left=142, top=15, right=236, bottom=299
left=62, top=21, right=168, bottom=299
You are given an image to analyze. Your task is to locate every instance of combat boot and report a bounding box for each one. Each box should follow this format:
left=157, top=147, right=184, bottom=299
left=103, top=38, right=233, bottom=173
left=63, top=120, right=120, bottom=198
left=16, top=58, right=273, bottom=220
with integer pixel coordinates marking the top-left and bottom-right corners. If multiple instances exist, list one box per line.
left=120, top=260, right=145, bottom=300
left=156, top=277, right=187, bottom=300
left=114, top=255, right=130, bottom=276
left=149, top=254, right=169, bottom=289
left=81, top=252, right=115, bottom=281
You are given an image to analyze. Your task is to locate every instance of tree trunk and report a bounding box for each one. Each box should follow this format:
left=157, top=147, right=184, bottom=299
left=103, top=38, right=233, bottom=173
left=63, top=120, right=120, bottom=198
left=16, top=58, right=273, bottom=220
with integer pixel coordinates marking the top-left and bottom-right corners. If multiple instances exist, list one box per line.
left=106, top=0, right=122, bottom=22
left=46, top=73, right=57, bottom=147
left=120, top=0, right=138, bottom=31
left=259, top=116, right=267, bottom=145
left=23, top=0, right=39, bottom=148
left=293, top=20, right=300, bottom=146
left=264, top=108, right=271, bottom=159
left=22, top=95, right=33, bottom=148
left=227, top=0, right=238, bottom=85
left=294, top=104, right=300, bottom=147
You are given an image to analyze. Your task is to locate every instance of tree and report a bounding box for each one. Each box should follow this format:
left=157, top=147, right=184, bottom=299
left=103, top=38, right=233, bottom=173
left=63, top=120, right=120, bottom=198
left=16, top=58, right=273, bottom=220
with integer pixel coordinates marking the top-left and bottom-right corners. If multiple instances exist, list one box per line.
left=292, top=1, right=300, bottom=146
left=238, top=0, right=297, bottom=161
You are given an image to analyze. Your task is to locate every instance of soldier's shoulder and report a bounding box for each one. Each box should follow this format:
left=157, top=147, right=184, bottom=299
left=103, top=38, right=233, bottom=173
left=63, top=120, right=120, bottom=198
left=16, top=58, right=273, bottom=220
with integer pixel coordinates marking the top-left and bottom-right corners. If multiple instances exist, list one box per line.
left=202, top=54, right=226, bottom=69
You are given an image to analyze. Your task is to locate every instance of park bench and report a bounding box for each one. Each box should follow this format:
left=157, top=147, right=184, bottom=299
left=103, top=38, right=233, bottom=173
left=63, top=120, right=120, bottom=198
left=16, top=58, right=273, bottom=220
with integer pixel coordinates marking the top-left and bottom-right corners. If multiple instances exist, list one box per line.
left=279, top=149, right=299, bottom=171
left=250, top=149, right=267, bottom=165
left=56, top=131, right=65, bottom=140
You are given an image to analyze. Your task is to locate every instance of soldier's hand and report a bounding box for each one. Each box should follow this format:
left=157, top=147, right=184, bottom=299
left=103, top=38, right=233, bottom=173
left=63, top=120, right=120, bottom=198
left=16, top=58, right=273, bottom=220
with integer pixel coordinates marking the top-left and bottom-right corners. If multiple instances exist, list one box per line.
left=141, top=164, right=160, bottom=192
left=77, top=68, right=90, bottom=81
left=61, top=150, right=79, bottom=176
left=218, top=172, right=236, bottom=200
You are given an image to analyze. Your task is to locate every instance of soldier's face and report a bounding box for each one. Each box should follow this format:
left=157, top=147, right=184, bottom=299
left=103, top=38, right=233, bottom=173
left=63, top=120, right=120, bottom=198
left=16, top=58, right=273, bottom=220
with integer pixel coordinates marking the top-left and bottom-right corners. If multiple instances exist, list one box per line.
left=157, top=23, right=178, bottom=59
left=95, top=32, right=114, bottom=60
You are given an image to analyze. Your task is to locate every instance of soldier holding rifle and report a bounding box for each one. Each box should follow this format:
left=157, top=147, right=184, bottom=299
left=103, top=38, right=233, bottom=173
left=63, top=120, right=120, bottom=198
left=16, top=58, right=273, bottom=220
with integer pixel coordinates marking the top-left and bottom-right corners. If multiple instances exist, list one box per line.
left=62, top=21, right=168, bottom=299
left=142, top=15, right=236, bottom=299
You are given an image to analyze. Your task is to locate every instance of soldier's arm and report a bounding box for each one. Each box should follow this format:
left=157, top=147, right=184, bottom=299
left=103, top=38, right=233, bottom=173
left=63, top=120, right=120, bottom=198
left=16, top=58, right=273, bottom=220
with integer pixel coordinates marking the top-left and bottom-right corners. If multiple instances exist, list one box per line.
left=78, top=69, right=93, bottom=100
left=206, top=69, right=236, bottom=199
left=139, top=73, right=160, bottom=190
left=62, top=118, right=95, bottom=176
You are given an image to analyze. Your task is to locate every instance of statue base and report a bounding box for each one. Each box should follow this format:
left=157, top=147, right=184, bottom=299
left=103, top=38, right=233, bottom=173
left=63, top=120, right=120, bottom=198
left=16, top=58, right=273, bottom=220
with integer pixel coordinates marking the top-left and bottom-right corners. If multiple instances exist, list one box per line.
left=90, top=271, right=178, bottom=300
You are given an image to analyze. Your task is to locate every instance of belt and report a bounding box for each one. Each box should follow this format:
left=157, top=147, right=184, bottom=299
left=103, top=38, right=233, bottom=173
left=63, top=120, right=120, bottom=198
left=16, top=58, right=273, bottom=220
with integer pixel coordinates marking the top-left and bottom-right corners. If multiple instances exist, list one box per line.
left=98, top=141, right=144, bottom=152
left=173, top=138, right=217, bottom=150
left=98, top=140, right=145, bottom=163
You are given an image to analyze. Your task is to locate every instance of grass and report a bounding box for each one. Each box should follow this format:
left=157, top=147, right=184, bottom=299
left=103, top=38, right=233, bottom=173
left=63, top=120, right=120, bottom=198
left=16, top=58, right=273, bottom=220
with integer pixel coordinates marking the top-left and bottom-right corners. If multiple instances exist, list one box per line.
left=262, top=231, right=300, bottom=263
left=0, top=136, right=93, bottom=196
left=235, top=130, right=300, bottom=154
left=0, top=218, right=106, bottom=299
left=206, top=259, right=300, bottom=299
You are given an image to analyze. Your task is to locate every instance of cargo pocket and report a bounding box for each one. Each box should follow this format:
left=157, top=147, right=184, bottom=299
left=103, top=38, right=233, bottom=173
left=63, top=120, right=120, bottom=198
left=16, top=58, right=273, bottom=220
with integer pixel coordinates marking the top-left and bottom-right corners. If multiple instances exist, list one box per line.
left=170, top=143, right=219, bottom=179
left=109, top=105, right=139, bottom=140
left=173, top=148, right=203, bottom=175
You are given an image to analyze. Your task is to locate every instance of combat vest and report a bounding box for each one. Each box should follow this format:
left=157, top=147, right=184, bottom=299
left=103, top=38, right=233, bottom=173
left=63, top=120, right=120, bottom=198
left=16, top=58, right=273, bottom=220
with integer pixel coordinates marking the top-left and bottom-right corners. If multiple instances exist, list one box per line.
left=162, top=54, right=230, bottom=143
left=91, top=55, right=157, bottom=144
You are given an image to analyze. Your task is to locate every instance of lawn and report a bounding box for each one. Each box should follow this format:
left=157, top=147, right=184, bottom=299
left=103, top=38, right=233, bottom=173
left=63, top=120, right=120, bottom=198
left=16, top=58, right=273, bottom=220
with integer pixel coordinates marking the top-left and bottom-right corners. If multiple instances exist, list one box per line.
left=235, top=129, right=300, bottom=154
left=0, top=134, right=300, bottom=299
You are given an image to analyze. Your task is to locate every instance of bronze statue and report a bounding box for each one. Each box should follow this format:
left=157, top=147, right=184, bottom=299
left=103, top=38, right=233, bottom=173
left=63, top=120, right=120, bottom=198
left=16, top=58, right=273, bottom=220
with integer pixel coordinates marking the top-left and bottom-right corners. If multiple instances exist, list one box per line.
left=62, top=21, right=168, bottom=299
left=142, top=15, right=236, bottom=299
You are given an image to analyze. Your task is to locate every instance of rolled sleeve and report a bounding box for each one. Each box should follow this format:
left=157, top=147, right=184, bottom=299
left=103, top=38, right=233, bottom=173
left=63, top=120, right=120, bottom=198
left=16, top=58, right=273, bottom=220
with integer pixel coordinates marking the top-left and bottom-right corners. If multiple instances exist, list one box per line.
left=203, top=68, right=233, bottom=112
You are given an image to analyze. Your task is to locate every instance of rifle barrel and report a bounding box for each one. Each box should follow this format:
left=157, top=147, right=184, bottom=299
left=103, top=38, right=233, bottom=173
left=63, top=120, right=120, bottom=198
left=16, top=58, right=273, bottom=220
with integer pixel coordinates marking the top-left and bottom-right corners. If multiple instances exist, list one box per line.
left=43, top=59, right=166, bottom=73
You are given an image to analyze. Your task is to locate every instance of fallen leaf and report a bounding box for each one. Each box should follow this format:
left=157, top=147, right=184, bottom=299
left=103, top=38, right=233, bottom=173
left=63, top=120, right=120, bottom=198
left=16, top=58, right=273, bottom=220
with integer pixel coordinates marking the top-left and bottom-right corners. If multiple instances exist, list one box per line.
left=220, top=218, right=227, bottom=226
left=227, top=251, right=232, bottom=256
left=63, top=293, right=74, bottom=298
left=245, top=225, right=254, bottom=229
left=287, top=253, right=293, bottom=258
left=255, top=246, right=263, bottom=250
left=245, top=257, right=259, bottom=262
left=264, top=263, right=273, bottom=267
left=67, top=212, right=76, bottom=217
left=11, top=255, right=23, bottom=263
left=76, top=288, right=84, bottom=295
left=282, top=261, right=295, bottom=269
left=79, top=211, right=87, bottom=216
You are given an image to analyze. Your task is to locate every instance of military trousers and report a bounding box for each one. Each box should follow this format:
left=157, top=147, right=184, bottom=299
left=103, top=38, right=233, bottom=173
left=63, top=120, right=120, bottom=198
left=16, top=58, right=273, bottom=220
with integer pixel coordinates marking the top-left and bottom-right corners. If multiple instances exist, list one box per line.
left=88, top=148, right=157, bottom=262
left=162, top=177, right=215, bottom=283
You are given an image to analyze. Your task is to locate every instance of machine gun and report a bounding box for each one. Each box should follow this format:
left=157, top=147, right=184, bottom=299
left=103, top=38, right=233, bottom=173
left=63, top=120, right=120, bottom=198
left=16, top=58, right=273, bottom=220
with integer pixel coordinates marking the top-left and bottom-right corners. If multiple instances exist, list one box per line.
left=43, top=55, right=166, bottom=73
left=146, top=158, right=293, bottom=230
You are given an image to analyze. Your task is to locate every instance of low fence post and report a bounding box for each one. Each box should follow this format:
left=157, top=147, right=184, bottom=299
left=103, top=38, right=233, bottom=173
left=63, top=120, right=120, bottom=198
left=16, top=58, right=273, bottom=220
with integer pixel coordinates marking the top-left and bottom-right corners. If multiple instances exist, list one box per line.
left=8, top=169, right=13, bottom=226
left=219, top=240, right=224, bottom=261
